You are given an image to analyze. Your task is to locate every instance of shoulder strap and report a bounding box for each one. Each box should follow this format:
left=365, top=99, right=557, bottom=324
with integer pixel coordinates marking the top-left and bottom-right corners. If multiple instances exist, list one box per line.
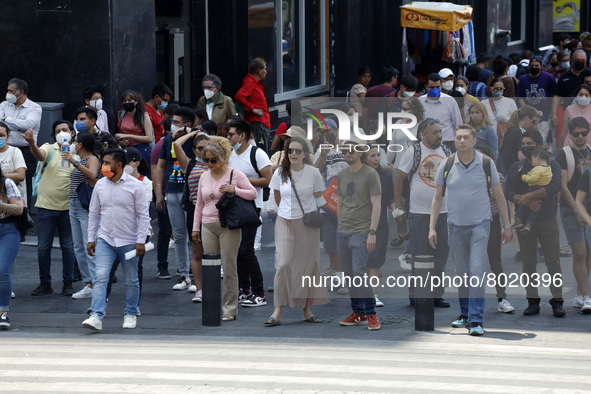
left=441, top=143, right=452, bottom=157
left=290, top=175, right=306, bottom=215
left=41, top=147, right=56, bottom=178
left=229, top=169, right=234, bottom=185
left=408, top=143, right=422, bottom=178
left=250, top=146, right=261, bottom=177
left=565, top=146, right=575, bottom=182
left=482, top=154, right=492, bottom=197
left=184, top=159, right=197, bottom=181
left=441, top=154, right=456, bottom=197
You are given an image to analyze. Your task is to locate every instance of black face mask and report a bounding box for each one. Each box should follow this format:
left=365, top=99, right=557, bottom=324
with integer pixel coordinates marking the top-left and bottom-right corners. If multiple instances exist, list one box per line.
left=521, top=145, right=535, bottom=159
left=122, top=102, right=136, bottom=112
left=574, top=61, right=587, bottom=71
left=529, top=67, right=541, bottom=76
left=550, top=61, right=559, bottom=68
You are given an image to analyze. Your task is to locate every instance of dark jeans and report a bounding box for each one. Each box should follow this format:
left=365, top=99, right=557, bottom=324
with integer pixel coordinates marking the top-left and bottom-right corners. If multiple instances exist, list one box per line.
left=237, top=211, right=265, bottom=297
left=409, top=213, right=449, bottom=299
left=251, top=121, right=270, bottom=155
left=17, top=145, right=36, bottom=209
left=37, top=208, right=75, bottom=284
left=487, top=213, right=507, bottom=299
left=157, top=205, right=172, bottom=268
left=516, top=185, right=544, bottom=224
left=517, top=216, right=563, bottom=301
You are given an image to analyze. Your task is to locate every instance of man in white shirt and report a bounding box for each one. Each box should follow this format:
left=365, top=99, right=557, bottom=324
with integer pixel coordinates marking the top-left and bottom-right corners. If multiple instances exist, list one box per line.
left=0, top=78, right=42, bottom=207
left=83, top=149, right=150, bottom=331
left=419, top=73, right=462, bottom=153
left=228, top=119, right=272, bottom=307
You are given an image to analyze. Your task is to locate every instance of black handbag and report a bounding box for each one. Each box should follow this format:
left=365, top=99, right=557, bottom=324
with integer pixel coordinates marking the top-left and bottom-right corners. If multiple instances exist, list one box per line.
left=291, top=175, right=324, bottom=228
left=215, top=170, right=262, bottom=230
left=76, top=180, right=94, bottom=210
left=15, top=207, right=35, bottom=233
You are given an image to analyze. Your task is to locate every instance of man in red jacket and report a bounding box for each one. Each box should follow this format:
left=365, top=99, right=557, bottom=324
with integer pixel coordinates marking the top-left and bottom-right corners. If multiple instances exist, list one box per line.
left=235, top=57, right=271, bottom=154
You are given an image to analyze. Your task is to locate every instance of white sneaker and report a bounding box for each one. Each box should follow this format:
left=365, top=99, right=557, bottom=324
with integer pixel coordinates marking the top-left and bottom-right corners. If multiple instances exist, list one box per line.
left=82, top=315, right=102, bottom=331
left=573, top=295, right=584, bottom=308
left=220, top=266, right=224, bottom=279
left=581, top=297, right=591, bottom=314
left=10, top=292, right=15, bottom=299
left=375, top=296, right=384, bottom=307
left=399, top=254, right=412, bottom=271
left=192, top=290, right=203, bottom=303
left=168, top=239, right=175, bottom=249
left=254, top=241, right=262, bottom=251
left=172, top=276, right=191, bottom=290
left=122, top=315, right=137, bottom=329
left=136, top=306, right=141, bottom=316
left=72, top=284, right=93, bottom=299
left=187, top=284, right=197, bottom=293
left=498, top=298, right=515, bottom=313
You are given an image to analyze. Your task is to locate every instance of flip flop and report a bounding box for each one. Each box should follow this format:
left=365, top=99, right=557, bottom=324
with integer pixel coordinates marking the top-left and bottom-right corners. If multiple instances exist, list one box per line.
left=264, top=316, right=281, bottom=326
left=303, top=315, right=321, bottom=323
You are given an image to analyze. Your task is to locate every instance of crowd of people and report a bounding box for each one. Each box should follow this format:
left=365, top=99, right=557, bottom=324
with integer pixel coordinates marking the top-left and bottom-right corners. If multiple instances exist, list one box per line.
left=2, top=36, right=591, bottom=335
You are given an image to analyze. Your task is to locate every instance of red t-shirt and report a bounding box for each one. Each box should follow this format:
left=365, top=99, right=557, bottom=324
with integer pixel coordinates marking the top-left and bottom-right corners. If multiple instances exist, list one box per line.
left=145, top=104, right=165, bottom=143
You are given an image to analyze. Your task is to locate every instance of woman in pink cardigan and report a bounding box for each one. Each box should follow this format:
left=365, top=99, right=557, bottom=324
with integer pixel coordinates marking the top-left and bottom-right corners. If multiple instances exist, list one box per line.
left=191, top=137, right=256, bottom=321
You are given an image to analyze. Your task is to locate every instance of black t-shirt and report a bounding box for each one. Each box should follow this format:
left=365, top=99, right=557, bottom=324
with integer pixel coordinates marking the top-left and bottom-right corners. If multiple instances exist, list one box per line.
left=577, top=167, right=591, bottom=213
left=555, top=69, right=591, bottom=105
left=556, top=145, right=591, bottom=198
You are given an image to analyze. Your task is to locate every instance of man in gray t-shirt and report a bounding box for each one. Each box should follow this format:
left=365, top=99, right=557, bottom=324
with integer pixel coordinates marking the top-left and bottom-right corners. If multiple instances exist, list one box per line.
left=336, top=139, right=382, bottom=331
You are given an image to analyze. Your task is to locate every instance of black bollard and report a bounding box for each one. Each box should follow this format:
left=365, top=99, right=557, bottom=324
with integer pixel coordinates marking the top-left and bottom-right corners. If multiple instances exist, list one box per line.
left=414, top=255, right=434, bottom=331
left=202, top=253, right=222, bottom=326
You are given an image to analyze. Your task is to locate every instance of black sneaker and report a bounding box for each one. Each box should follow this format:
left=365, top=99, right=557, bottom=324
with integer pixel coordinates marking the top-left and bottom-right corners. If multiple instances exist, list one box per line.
left=62, top=281, right=74, bottom=296
left=434, top=298, right=450, bottom=308
left=0, top=312, right=9, bottom=329
left=158, top=266, right=172, bottom=279
left=31, top=283, right=53, bottom=296
left=523, top=299, right=540, bottom=315
left=550, top=301, right=566, bottom=318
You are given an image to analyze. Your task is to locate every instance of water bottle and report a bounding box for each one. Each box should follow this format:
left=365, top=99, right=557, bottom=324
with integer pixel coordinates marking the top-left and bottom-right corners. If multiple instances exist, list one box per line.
left=61, top=139, right=70, bottom=168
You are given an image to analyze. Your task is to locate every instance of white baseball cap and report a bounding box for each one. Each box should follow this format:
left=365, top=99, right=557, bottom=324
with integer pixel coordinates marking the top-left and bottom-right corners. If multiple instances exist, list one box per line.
left=438, top=68, right=454, bottom=79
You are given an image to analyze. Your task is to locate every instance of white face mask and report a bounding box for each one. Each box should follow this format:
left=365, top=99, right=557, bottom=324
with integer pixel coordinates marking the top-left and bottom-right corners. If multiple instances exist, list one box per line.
left=455, top=87, right=466, bottom=95
left=402, top=91, right=415, bottom=98
left=204, top=89, right=215, bottom=100
left=577, top=96, right=591, bottom=106
left=442, top=80, right=454, bottom=91
left=56, top=131, right=71, bottom=145
left=124, top=165, right=134, bottom=175
left=90, top=98, right=103, bottom=111
left=5, top=92, right=17, bottom=104
left=70, top=143, right=77, bottom=156
left=170, top=124, right=180, bottom=134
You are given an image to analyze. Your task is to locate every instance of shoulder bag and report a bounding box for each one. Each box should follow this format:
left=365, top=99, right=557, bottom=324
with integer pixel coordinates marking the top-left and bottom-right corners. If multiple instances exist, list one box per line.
left=215, top=170, right=262, bottom=230
left=291, top=175, right=324, bottom=228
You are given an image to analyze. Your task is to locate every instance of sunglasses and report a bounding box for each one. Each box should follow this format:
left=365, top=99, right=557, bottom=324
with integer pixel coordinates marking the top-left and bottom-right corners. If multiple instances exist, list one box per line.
left=340, top=149, right=356, bottom=156
left=288, top=148, right=303, bottom=155
left=572, top=131, right=589, bottom=138
left=203, top=158, right=218, bottom=164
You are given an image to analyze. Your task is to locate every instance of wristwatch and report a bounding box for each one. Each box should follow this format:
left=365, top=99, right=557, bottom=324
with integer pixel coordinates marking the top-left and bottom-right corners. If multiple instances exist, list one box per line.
left=503, top=225, right=512, bottom=229
left=73, top=161, right=80, bottom=168
left=369, top=229, right=377, bottom=235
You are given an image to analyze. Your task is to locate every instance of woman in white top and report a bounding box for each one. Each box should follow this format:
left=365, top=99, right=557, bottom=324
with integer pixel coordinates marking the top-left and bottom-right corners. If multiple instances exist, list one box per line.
left=0, top=122, right=26, bottom=208
left=349, top=67, right=372, bottom=115
left=265, top=137, right=330, bottom=326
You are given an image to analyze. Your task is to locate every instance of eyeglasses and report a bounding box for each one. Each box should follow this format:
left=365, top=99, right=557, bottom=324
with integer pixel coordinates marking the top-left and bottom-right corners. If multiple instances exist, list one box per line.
left=195, top=146, right=204, bottom=151
left=572, top=131, right=589, bottom=138
left=288, top=148, right=303, bottom=155
left=201, top=85, right=215, bottom=89
left=203, top=158, right=218, bottom=164
left=172, top=120, right=188, bottom=126
left=340, top=149, right=356, bottom=156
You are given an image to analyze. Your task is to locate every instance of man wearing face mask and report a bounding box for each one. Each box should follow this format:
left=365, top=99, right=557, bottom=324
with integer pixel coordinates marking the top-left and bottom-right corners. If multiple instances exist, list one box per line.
left=551, top=50, right=591, bottom=127
left=24, top=120, right=76, bottom=297
left=73, top=107, right=120, bottom=161
left=384, top=74, right=419, bottom=113
left=420, top=73, right=463, bottom=152
left=83, top=87, right=109, bottom=133
left=438, top=68, right=463, bottom=99
left=197, top=74, right=237, bottom=125
left=145, top=84, right=173, bottom=144
left=0, top=78, right=42, bottom=208
left=505, top=131, right=564, bottom=317
left=83, top=149, right=150, bottom=331
left=154, top=107, right=196, bottom=291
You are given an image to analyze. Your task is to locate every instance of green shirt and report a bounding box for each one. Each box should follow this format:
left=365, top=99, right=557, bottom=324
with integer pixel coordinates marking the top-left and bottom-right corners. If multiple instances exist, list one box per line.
left=337, top=164, right=381, bottom=234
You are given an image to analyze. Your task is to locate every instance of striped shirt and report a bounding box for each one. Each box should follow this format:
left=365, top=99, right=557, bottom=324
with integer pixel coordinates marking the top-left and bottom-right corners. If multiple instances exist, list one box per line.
left=187, top=161, right=209, bottom=205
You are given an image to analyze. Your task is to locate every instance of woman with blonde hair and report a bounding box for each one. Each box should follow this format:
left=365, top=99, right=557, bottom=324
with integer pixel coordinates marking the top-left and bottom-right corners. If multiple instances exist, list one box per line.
left=265, top=137, right=330, bottom=326
left=467, top=102, right=499, bottom=159
left=191, top=137, right=256, bottom=321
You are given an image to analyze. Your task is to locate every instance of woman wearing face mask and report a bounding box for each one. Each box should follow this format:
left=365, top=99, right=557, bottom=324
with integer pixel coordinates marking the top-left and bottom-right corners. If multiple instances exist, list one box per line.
left=467, top=102, right=499, bottom=160
left=191, top=137, right=257, bottom=322
left=455, top=76, right=479, bottom=120
left=196, top=75, right=237, bottom=125
left=560, top=84, right=591, bottom=149
left=63, top=132, right=100, bottom=300
left=0, top=122, right=26, bottom=213
left=115, top=90, right=154, bottom=168
left=482, top=79, right=518, bottom=146
left=487, top=55, right=518, bottom=98
left=550, top=50, right=571, bottom=83
left=174, top=130, right=210, bottom=302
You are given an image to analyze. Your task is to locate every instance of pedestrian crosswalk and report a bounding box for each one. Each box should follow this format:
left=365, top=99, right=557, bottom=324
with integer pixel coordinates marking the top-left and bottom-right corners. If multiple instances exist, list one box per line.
left=1, top=337, right=590, bottom=392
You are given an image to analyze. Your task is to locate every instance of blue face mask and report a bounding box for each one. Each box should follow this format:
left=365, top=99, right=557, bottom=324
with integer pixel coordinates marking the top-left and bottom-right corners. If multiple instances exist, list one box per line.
left=75, top=121, right=87, bottom=132
left=428, top=88, right=441, bottom=98
left=195, top=155, right=203, bottom=164
left=561, top=61, right=570, bottom=69
left=158, top=100, right=168, bottom=110
left=233, top=142, right=242, bottom=151
left=0, top=138, right=5, bottom=149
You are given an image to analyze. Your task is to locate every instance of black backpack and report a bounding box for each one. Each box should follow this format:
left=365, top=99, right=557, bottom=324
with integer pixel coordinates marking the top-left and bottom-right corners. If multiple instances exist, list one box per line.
left=441, top=153, right=492, bottom=197
left=402, top=143, right=452, bottom=205
left=249, top=145, right=270, bottom=201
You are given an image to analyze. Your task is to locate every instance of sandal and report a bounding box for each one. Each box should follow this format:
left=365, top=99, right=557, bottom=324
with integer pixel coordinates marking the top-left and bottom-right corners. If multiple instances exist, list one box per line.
left=222, top=314, right=236, bottom=321
left=390, top=233, right=409, bottom=248
left=303, top=315, right=321, bottom=323
left=264, top=316, right=281, bottom=326
left=559, top=249, right=572, bottom=257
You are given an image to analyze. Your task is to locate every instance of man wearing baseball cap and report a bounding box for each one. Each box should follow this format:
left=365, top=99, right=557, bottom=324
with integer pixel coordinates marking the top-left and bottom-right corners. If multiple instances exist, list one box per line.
left=580, top=32, right=591, bottom=64
left=438, top=68, right=463, bottom=99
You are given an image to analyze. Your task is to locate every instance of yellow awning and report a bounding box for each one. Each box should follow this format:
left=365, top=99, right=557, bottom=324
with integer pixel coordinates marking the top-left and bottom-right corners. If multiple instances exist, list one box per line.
left=400, top=2, right=472, bottom=32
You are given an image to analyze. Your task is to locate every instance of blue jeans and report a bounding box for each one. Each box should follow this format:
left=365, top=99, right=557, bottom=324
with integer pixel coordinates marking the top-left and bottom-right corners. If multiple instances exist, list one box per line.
left=409, top=213, right=449, bottom=299
left=90, top=238, right=140, bottom=319
left=448, top=221, right=490, bottom=324
left=37, top=207, right=75, bottom=284
left=337, top=232, right=376, bottom=316
left=69, top=198, right=95, bottom=283
left=0, top=222, right=20, bottom=311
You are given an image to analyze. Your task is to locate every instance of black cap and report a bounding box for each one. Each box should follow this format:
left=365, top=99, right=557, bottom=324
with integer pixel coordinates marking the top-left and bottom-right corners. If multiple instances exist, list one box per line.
left=124, top=147, right=142, bottom=163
